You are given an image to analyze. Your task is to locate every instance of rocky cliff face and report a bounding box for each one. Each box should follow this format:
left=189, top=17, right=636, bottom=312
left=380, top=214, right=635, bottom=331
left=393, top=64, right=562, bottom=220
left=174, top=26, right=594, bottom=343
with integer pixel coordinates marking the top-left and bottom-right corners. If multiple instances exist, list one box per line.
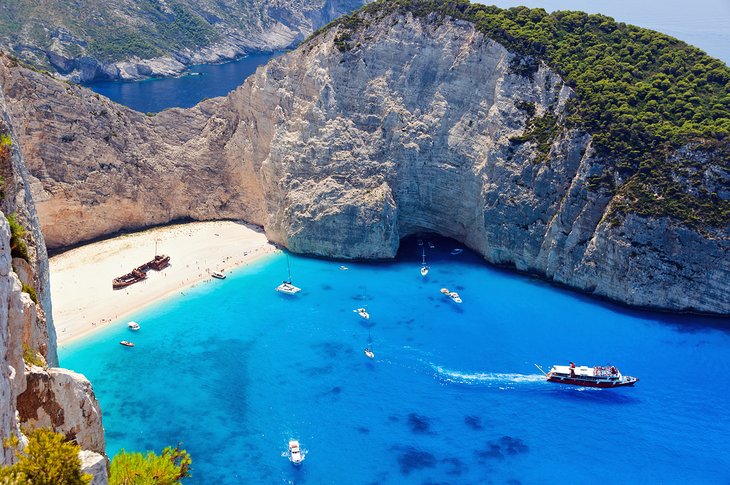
left=0, top=92, right=106, bottom=482
left=0, top=12, right=727, bottom=315
left=1, top=0, right=366, bottom=82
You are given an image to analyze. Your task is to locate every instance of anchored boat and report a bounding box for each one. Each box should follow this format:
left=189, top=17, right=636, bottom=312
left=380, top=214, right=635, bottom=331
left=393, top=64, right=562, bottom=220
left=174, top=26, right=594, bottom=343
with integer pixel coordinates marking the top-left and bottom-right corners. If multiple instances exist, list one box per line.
left=539, top=363, right=638, bottom=388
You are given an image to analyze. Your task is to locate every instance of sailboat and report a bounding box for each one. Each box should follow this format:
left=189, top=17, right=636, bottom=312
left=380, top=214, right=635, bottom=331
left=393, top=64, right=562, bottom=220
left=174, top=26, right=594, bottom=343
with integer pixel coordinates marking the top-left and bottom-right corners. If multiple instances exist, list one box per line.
left=363, top=331, right=375, bottom=359
left=275, top=254, right=301, bottom=295
left=420, top=247, right=429, bottom=276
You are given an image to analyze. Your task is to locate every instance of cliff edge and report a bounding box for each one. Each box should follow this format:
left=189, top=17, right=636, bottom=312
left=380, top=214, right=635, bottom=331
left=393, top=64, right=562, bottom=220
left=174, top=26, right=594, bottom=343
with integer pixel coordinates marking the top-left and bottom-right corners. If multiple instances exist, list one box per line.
left=0, top=2, right=728, bottom=314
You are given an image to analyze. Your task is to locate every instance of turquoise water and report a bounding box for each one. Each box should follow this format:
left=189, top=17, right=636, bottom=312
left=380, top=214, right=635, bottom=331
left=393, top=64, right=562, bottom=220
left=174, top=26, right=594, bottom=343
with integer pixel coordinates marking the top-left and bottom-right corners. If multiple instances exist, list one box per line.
left=59, top=237, right=730, bottom=483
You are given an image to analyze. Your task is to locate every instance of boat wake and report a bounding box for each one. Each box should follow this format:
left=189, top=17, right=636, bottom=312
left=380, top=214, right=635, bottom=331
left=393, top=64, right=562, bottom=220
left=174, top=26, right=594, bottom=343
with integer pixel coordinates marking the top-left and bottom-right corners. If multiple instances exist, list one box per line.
left=432, top=365, right=545, bottom=387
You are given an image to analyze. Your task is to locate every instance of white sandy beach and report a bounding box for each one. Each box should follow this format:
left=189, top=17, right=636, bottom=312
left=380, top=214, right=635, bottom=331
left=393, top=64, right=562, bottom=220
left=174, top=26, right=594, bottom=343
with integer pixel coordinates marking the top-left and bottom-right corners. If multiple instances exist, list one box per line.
left=50, top=221, right=277, bottom=345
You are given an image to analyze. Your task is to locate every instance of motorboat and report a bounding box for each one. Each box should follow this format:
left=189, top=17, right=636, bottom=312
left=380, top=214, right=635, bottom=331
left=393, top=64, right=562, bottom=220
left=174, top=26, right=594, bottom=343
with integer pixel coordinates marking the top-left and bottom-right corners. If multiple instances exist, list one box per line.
left=211, top=271, right=226, bottom=279
left=450, top=248, right=463, bottom=255
left=288, top=440, right=303, bottom=465
left=539, top=363, right=639, bottom=388
left=364, top=347, right=375, bottom=359
left=449, top=292, right=462, bottom=303
left=420, top=266, right=430, bottom=277
left=119, top=341, right=135, bottom=347
left=339, top=266, right=349, bottom=270
left=420, top=247, right=429, bottom=276
left=440, top=288, right=451, bottom=295
left=428, top=241, right=435, bottom=249
left=276, top=281, right=301, bottom=295
left=127, top=321, right=140, bottom=331
left=355, top=308, right=370, bottom=320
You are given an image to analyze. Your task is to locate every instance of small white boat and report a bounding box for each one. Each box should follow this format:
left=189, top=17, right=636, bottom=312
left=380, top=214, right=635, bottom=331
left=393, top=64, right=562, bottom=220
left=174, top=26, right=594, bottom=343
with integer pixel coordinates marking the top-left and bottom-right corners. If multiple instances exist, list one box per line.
left=276, top=255, right=301, bottom=294
left=211, top=271, right=226, bottom=279
left=127, top=321, right=140, bottom=331
left=451, top=248, right=463, bottom=255
left=120, top=341, right=135, bottom=347
left=449, top=292, right=462, bottom=303
left=420, top=247, right=429, bottom=276
left=354, top=308, right=370, bottom=320
left=276, top=281, right=301, bottom=295
left=428, top=241, right=435, bottom=249
left=440, top=288, right=451, bottom=295
left=364, top=347, right=375, bottom=359
left=339, top=265, right=349, bottom=270
left=288, top=440, right=303, bottom=465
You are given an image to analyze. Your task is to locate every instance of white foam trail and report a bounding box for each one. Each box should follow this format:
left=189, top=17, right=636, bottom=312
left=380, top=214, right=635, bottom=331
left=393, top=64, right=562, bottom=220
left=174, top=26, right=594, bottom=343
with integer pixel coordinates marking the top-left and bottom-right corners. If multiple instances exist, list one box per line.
left=432, top=365, right=545, bottom=386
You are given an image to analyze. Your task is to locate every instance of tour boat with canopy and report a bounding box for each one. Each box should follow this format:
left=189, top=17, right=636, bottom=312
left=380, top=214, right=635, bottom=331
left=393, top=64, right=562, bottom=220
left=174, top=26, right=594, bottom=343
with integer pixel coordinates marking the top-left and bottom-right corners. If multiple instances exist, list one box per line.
left=537, top=363, right=638, bottom=388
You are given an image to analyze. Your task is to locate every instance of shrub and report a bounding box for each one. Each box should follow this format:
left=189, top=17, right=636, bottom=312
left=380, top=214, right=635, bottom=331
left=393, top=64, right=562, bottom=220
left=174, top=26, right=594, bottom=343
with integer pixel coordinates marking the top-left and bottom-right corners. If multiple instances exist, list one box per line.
left=6, top=213, right=29, bottom=262
left=0, top=428, right=91, bottom=484
left=22, top=343, right=45, bottom=367
left=110, top=445, right=192, bottom=485
left=21, top=283, right=38, bottom=304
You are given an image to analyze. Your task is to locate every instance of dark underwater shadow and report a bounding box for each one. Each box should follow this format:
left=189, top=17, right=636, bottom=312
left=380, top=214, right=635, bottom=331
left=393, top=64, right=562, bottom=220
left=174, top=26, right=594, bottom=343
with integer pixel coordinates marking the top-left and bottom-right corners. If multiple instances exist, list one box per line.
left=396, top=234, right=730, bottom=335
left=540, top=386, right=641, bottom=405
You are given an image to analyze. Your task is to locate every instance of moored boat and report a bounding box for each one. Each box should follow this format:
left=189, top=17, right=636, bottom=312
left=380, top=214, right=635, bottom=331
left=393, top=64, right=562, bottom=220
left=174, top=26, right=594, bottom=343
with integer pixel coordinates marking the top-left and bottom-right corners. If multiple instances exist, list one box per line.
left=543, top=363, right=638, bottom=388
left=449, top=291, right=462, bottom=303
left=211, top=271, right=226, bottom=279
left=127, top=321, right=140, bottom=331
left=450, top=248, right=463, bottom=255
left=276, top=281, right=301, bottom=295
left=355, top=308, right=370, bottom=320
left=288, top=440, right=303, bottom=465
left=440, top=288, right=451, bottom=295
left=120, top=341, right=135, bottom=347
left=276, top=255, right=301, bottom=294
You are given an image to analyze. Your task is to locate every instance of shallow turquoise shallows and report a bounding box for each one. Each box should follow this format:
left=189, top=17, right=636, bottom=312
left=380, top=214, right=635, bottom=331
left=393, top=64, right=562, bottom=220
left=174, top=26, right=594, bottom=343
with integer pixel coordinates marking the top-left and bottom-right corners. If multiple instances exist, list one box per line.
left=59, top=238, right=730, bottom=484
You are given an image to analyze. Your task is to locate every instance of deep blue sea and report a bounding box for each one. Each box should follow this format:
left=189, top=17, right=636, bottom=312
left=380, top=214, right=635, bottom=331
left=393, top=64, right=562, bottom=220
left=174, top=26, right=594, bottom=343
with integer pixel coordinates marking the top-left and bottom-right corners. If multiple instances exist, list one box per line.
left=85, top=1, right=728, bottom=114
left=59, top=237, right=730, bottom=483
left=84, top=52, right=280, bottom=113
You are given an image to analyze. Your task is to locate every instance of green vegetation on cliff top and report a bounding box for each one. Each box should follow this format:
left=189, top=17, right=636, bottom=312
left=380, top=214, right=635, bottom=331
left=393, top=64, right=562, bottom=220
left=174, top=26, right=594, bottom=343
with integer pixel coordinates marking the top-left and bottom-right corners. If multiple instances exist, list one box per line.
left=317, top=0, right=730, bottom=228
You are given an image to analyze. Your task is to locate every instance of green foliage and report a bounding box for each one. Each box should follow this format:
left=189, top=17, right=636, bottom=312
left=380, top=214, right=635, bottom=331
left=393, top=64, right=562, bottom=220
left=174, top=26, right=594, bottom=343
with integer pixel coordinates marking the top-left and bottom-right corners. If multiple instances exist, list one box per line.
left=314, top=0, right=730, bottom=227
left=510, top=113, right=562, bottom=163
left=110, top=445, right=192, bottom=485
left=21, top=282, right=38, bottom=304
left=0, top=428, right=91, bottom=485
left=22, top=343, right=45, bottom=367
left=6, top=213, right=30, bottom=262
left=0, top=134, right=11, bottom=147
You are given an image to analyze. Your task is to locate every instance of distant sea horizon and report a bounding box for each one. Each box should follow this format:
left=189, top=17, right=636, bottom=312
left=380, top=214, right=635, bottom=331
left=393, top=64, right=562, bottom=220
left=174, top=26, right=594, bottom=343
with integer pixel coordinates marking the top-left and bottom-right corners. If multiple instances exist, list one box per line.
left=87, top=0, right=728, bottom=113
left=481, top=0, right=730, bottom=65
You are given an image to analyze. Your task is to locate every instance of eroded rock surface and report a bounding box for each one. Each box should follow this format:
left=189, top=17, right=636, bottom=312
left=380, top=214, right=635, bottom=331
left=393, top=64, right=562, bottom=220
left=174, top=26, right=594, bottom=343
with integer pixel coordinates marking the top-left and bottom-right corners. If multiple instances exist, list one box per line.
left=17, top=366, right=105, bottom=455
left=0, top=12, right=727, bottom=314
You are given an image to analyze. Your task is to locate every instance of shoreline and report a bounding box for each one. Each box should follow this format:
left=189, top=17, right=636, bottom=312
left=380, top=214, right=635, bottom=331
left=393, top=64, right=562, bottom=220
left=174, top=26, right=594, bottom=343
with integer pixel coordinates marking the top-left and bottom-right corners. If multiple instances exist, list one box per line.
left=50, top=220, right=277, bottom=345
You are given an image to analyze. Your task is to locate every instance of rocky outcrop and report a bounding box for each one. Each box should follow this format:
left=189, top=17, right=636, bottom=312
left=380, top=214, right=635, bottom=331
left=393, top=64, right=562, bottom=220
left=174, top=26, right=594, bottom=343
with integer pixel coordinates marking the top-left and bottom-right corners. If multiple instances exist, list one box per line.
left=0, top=91, right=106, bottom=471
left=17, top=367, right=105, bottom=455
left=1, top=0, right=367, bottom=82
left=0, top=12, right=727, bottom=314
left=79, top=450, right=109, bottom=485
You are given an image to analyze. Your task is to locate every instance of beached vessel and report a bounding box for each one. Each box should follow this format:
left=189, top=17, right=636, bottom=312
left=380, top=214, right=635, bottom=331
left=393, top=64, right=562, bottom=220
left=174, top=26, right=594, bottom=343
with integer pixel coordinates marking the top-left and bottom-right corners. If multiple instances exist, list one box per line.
left=276, top=255, right=301, bottom=295
left=147, top=254, right=171, bottom=270
left=127, top=321, right=140, bottom=330
left=212, top=271, right=226, bottom=279
left=288, top=440, right=303, bottom=465
left=355, top=308, right=370, bottom=319
left=541, top=363, right=638, bottom=388
left=120, top=341, right=135, bottom=347
left=112, top=268, right=147, bottom=289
